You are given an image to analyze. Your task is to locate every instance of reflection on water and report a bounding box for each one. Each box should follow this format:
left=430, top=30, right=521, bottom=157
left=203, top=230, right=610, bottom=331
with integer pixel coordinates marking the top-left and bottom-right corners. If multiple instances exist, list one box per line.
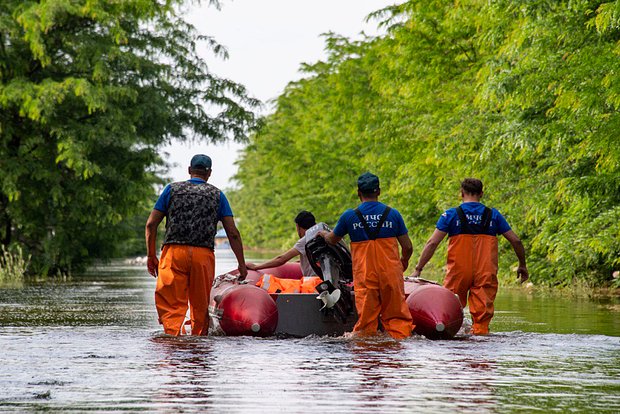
left=0, top=250, right=618, bottom=412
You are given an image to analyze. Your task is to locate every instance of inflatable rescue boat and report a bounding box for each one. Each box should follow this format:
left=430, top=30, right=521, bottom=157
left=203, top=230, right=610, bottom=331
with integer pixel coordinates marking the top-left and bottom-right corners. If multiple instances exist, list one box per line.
left=208, top=224, right=463, bottom=339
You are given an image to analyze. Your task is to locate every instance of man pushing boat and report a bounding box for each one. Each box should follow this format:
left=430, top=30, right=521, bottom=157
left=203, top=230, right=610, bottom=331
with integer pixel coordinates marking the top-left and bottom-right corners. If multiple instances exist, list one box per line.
left=319, top=172, right=414, bottom=339
left=145, top=154, right=247, bottom=336
left=411, top=178, right=528, bottom=335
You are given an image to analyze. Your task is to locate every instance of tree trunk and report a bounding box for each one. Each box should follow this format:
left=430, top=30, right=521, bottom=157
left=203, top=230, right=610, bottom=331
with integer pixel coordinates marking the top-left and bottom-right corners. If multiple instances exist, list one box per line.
left=0, top=193, right=11, bottom=246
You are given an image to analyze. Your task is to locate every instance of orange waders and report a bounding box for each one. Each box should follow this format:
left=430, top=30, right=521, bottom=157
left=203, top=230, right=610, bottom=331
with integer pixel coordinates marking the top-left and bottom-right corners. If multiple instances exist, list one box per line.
left=351, top=237, right=413, bottom=339
left=155, top=244, right=215, bottom=336
left=444, top=234, right=498, bottom=335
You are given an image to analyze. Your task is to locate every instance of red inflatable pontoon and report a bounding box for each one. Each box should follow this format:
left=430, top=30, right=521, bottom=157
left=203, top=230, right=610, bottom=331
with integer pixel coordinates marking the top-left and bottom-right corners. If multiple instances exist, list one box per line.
left=405, top=278, right=464, bottom=339
left=256, top=262, right=303, bottom=279
left=209, top=275, right=278, bottom=337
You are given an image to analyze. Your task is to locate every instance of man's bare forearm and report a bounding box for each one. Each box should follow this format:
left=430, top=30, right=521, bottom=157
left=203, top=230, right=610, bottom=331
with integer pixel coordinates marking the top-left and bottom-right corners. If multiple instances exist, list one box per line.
left=145, top=210, right=164, bottom=257
left=402, top=246, right=413, bottom=264
left=397, top=234, right=413, bottom=271
left=252, top=256, right=285, bottom=270
left=145, top=224, right=158, bottom=257
left=415, top=241, right=438, bottom=271
left=413, top=230, right=447, bottom=273
left=145, top=210, right=164, bottom=277
left=228, top=230, right=246, bottom=267
left=510, top=239, right=527, bottom=266
left=221, top=216, right=247, bottom=274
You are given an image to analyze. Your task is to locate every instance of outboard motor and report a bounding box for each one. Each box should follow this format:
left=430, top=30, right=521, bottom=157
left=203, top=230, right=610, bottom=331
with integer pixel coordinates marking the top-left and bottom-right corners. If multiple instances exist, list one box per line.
left=304, top=223, right=354, bottom=323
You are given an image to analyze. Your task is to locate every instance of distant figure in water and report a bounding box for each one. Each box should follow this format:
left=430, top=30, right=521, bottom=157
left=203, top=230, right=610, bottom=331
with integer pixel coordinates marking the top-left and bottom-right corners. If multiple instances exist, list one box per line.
left=247, top=210, right=319, bottom=277
left=145, top=154, right=247, bottom=336
left=319, top=172, right=414, bottom=339
left=411, top=178, right=529, bottom=335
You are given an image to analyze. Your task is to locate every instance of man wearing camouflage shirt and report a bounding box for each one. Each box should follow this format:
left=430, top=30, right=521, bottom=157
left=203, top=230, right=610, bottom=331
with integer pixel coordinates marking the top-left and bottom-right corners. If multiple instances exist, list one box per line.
left=145, top=154, right=247, bottom=335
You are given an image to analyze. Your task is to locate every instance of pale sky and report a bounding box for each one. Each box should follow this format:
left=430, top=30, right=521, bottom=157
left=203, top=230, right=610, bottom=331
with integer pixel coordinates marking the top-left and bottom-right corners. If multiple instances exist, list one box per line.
left=163, top=0, right=395, bottom=189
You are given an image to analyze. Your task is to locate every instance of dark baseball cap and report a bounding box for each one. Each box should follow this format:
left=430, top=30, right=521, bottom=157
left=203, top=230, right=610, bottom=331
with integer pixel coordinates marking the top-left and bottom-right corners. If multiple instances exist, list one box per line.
left=357, top=172, right=380, bottom=193
left=190, top=154, right=212, bottom=170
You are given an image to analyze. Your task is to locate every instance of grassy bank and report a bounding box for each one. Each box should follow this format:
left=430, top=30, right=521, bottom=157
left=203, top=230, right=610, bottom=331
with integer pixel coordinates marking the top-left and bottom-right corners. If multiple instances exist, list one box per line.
left=0, top=246, right=30, bottom=286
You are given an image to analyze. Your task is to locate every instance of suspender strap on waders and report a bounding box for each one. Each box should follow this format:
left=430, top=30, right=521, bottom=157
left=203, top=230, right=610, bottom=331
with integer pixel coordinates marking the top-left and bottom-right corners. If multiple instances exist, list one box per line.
left=456, top=206, right=492, bottom=234
left=353, top=206, right=392, bottom=240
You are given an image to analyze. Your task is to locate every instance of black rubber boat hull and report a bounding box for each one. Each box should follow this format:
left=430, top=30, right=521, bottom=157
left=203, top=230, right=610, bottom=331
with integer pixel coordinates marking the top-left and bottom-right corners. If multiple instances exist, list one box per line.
left=272, top=293, right=357, bottom=337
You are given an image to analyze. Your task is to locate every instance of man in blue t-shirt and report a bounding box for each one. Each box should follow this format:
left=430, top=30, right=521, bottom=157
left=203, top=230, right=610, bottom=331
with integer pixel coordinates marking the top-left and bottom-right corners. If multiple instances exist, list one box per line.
left=145, top=154, right=247, bottom=335
left=320, top=172, right=414, bottom=339
left=411, top=178, right=528, bottom=335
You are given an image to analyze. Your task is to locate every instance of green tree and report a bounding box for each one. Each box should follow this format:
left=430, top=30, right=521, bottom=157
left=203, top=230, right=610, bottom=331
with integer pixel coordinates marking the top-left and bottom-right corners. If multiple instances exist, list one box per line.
left=232, top=0, right=620, bottom=287
left=0, top=0, right=258, bottom=274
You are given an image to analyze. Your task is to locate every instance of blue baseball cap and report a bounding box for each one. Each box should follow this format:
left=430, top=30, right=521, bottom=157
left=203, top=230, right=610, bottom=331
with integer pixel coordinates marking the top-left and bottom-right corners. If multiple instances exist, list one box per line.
left=357, top=172, right=380, bottom=193
left=190, top=154, right=212, bottom=170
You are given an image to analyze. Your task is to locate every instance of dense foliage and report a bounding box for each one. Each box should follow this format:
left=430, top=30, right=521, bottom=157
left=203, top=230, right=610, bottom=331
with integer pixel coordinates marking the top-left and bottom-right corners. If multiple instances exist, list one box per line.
left=232, top=0, right=620, bottom=286
left=0, top=0, right=258, bottom=274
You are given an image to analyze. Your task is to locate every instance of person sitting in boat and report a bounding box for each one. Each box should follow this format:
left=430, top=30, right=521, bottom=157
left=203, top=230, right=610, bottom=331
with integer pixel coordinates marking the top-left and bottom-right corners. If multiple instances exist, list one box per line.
left=247, top=210, right=318, bottom=277
left=247, top=211, right=323, bottom=293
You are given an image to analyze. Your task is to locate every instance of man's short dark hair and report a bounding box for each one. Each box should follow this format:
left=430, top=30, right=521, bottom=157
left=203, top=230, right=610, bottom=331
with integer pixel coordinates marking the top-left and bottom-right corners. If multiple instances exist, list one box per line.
left=461, top=178, right=483, bottom=195
left=294, top=210, right=316, bottom=230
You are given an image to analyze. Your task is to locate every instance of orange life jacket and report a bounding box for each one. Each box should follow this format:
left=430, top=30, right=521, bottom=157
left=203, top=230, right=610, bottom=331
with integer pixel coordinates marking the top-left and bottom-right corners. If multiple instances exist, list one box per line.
left=300, top=276, right=323, bottom=293
left=257, top=274, right=300, bottom=293
left=256, top=274, right=323, bottom=294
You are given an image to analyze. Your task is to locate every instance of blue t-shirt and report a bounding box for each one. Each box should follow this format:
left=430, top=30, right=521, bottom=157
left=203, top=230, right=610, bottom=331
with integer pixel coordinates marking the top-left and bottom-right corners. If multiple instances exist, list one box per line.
left=153, top=178, right=233, bottom=220
left=436, top=202, right=510, bottom=236
left=333, top=201, right=408, bottom=243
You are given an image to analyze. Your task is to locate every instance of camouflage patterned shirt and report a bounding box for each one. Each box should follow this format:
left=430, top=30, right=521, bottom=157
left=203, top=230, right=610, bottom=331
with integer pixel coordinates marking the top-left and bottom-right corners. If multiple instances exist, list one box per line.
left=155, top=179, right=232, bottom=249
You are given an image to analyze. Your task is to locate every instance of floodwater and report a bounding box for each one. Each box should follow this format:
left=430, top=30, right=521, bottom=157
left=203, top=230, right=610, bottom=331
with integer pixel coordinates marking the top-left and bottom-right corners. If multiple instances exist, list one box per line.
left=0, top=250, right=618, bottom=413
